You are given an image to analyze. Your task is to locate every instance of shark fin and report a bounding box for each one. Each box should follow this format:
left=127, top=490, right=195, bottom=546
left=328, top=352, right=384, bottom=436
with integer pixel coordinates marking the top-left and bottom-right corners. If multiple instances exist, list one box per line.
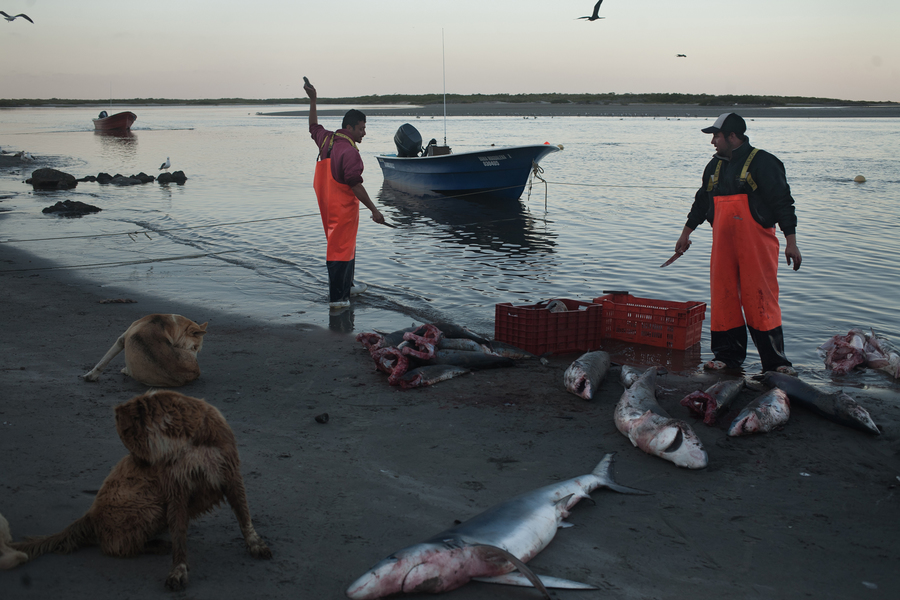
left=471, top=544, right=550, bottom=599
left=473, top=572, right=598, bottom=590
left=593, top=452, right=653, bottom=495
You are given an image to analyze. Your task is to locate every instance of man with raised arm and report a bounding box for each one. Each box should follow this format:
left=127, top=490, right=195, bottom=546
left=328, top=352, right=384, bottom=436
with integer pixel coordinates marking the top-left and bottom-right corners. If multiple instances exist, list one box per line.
left=304, top=80, right=384, bottom=310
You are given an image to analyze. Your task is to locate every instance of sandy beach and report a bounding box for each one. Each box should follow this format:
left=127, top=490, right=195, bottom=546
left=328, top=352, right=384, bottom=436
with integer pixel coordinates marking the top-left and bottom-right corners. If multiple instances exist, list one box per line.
left=1, top=233, right=899, bottom=600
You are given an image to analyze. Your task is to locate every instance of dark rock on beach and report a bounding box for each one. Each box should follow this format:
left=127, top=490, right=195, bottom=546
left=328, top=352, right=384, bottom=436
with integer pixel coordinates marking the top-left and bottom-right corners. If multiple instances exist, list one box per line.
left=133, top=172, right=155, bottom=184
left=110, top=174, right=144, bottom=186
left=41, top=199, right=102, bottom=217
left=93, top=172, right=155, bottom=186
left=27, top=168, right=78, bottom=190
left=157, top=170, right=187, bottom=184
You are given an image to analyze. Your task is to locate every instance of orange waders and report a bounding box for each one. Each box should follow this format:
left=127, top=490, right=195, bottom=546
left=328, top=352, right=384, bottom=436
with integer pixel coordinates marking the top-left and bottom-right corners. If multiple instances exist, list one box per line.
left=710, top=193, right=791, bottom=371
left=313, top=134, right=360, bottom=303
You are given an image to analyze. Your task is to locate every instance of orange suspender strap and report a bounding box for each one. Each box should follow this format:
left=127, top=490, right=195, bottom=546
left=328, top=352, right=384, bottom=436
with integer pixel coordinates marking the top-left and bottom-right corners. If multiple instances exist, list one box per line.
left=319, top=132, right=358, bottom=160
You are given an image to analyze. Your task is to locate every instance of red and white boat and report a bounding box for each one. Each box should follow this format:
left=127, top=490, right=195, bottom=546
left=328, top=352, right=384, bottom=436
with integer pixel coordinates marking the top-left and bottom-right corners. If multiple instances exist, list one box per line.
left=92, top=110, right=137, bottom=131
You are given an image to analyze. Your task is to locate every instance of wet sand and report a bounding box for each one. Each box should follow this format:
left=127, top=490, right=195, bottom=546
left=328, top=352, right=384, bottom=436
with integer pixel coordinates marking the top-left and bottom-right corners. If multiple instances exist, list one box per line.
left=1, top=240, right=898, bottom=600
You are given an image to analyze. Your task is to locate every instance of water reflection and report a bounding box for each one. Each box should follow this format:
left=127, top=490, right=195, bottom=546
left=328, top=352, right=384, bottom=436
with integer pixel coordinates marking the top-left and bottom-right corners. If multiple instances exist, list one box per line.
left=329, top=306, right=355, bottom=333
left=93, top=129, right=138, bottom=161
left=600, top=338, right=703, bottom=374
left=377, top=183, right=557, bottom=254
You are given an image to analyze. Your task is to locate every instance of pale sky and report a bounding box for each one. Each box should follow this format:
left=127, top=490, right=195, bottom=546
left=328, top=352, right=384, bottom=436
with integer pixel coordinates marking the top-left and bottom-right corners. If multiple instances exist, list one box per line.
left=1, top=0, right=898, bottom=102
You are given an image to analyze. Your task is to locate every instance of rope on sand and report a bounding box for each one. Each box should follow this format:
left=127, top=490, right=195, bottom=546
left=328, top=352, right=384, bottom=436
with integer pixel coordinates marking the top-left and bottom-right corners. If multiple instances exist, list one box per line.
left=0, top=250, right=239, bottom=273
left=0, top=213, right=323, bottom=244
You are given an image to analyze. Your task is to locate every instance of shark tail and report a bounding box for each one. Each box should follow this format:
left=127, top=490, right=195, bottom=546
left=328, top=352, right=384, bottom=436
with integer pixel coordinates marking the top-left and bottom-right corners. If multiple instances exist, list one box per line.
left=593, top=452, right=653, bottom=495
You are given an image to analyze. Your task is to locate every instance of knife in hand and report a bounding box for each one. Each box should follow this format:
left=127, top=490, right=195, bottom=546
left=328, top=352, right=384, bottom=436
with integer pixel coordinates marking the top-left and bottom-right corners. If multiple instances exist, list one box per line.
left=660, top=251, right=683, bottom=268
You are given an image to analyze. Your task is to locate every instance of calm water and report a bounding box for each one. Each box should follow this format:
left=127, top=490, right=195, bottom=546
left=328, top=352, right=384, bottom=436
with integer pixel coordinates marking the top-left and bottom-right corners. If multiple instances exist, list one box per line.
left=1, top=106, right=898, bottom=387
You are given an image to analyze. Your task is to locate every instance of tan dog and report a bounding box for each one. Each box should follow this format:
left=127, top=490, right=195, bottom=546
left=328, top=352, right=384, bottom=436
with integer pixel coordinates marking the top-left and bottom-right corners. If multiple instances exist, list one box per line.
left=10, top=390, right=271, bottom=590
left=83, top=314, right=207, bottom=386
left=0, top=512, right=28, bottom=570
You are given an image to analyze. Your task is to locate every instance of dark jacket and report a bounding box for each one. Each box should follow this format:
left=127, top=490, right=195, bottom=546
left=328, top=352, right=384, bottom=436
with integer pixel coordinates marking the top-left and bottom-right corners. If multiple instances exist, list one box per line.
left=685, top=142, right=797, bottom=236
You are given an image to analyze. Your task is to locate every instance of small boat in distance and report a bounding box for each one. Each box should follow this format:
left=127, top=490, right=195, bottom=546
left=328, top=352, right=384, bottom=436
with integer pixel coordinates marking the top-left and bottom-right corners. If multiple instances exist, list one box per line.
left=92, top=110, right=137, bottom=131
left=377, top=123, right=561, bottom=201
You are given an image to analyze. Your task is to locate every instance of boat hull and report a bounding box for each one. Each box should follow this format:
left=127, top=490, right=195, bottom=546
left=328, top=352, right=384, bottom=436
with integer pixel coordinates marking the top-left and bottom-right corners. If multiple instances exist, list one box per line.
left=376, top=144, right=560, bottom=201
left=92, top=111, right=137, bottom=131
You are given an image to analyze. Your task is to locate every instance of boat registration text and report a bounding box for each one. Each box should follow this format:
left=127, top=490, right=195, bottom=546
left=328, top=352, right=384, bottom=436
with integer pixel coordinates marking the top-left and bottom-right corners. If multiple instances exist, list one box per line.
left=478, top=154, right=511, bottom=167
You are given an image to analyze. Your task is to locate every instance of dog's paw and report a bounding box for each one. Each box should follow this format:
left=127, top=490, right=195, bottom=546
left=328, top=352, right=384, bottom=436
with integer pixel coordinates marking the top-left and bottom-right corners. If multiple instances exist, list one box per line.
left=247, top=537, right=273, bottom=560
left=82, top=371, right=100, bottom=382
left=165, top=563, right=189, bottom=591
left=0, top=548, right=29, bottom=570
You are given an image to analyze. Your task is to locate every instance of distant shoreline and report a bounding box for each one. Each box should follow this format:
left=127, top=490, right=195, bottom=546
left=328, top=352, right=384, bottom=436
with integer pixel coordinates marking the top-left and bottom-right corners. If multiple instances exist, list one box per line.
left=261, top=103, right=900, bottom=119
left=3, top=100, right=898, bottom=119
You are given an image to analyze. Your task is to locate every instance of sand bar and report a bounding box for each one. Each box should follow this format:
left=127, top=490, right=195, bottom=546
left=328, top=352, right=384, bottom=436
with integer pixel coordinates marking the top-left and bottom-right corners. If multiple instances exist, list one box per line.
left=262, top=102, right=900, bottom=119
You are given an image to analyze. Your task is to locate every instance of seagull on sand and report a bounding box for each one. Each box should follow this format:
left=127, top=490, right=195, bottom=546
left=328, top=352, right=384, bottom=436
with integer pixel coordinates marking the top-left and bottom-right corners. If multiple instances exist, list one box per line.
left=159, top=157, right=171, bottom=172
left=578, top=0, right=605, bottom=21
left=0, top=11, right=34, bottom=23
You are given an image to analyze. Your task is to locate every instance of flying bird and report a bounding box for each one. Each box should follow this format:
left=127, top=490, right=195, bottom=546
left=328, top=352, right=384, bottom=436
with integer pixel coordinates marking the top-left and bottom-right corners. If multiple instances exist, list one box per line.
left=677, top=54, right=687, bottom=58
left=0, top=11, right=34, bottom=23
left=578, top=0, right=605, bottom=21
left=159, top=157, right=171, bottom=171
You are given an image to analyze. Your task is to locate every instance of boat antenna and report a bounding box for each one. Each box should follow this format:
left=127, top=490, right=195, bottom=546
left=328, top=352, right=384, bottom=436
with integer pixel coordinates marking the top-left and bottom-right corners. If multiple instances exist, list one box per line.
left=442, top=28, right=447, bottom=146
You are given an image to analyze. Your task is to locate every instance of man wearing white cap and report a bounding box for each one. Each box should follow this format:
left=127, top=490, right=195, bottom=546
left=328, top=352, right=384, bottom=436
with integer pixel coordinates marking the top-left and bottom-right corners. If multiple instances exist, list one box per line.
left=674, top=113, right=801, bottom=375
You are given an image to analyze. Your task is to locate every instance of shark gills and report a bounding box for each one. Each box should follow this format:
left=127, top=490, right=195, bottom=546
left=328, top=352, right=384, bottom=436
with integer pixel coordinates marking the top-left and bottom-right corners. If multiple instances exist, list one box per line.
left=680, top=378, right=745, bottom=425
left=615, top=367, right=709, bottom=469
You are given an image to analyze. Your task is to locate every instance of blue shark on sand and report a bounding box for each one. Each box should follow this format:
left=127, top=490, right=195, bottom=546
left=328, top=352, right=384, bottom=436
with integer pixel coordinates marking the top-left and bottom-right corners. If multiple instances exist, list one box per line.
left=345, top=453, right=649, bottom=599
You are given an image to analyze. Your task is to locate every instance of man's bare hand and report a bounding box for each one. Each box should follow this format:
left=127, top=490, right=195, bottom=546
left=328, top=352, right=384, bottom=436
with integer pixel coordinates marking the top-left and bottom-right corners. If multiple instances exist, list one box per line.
left=785, top=245, right=802, bottom=271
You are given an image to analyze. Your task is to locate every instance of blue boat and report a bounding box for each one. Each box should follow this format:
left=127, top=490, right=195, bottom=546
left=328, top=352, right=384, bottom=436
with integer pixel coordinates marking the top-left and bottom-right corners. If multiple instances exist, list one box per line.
left=377, top=124, right=561, bottom=201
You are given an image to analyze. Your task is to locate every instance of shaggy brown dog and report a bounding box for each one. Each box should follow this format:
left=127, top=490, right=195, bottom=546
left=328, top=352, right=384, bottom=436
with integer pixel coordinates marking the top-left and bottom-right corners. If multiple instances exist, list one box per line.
left=0, top=512, right=28, bottom=570
left=83, top=314, right=208, bottom=387
left=11, top=390, right=271, bottom=590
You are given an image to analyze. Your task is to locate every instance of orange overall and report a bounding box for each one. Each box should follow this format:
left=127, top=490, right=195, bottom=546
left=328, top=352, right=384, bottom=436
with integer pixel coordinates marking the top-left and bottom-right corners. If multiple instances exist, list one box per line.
left=710, top=192, right=782, bottom=332
left=691, top=145, right=794, bottom=372
left=313, top=133, right=360, bottom=302
left=709, top=191, right=789, bottom=370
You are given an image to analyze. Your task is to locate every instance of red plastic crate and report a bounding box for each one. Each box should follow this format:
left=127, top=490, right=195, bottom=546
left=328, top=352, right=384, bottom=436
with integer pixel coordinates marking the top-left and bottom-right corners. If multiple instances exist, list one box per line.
left=494, top=299, right=603, bottom=356
left=593, top=293, right=706, bottom=350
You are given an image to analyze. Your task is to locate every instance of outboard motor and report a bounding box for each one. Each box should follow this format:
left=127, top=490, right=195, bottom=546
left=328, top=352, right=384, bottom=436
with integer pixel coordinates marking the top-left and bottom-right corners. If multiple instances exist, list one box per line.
left=394, top=123, right=422, bottom=157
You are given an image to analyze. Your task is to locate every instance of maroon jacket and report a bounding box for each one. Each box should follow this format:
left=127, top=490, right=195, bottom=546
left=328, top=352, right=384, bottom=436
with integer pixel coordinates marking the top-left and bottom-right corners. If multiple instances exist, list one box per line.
left=310, top=123, right=364, bottom=188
